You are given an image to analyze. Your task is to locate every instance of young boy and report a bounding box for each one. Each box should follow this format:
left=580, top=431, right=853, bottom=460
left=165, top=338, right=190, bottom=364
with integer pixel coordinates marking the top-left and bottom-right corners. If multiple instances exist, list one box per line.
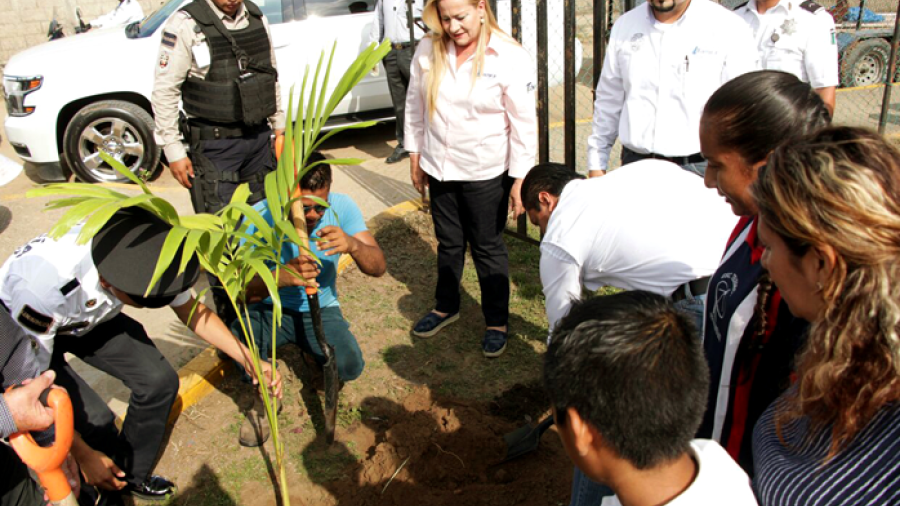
left=543, top=291, right=757, bottom=506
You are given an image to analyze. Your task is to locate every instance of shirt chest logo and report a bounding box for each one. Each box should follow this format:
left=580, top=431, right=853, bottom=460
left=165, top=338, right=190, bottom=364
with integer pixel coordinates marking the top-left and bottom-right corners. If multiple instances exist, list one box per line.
left=630, top=33, right=645, bottom=51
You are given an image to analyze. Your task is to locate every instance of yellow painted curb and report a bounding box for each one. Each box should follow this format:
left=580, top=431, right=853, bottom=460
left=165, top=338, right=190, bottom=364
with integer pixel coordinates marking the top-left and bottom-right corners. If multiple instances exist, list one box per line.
left=166, top=197, right=428, bottom=421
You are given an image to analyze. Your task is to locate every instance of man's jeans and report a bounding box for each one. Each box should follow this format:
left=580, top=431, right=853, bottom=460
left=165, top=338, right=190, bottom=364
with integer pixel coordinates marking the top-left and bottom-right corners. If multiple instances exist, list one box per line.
left=568, top=293, right=706, bottom=506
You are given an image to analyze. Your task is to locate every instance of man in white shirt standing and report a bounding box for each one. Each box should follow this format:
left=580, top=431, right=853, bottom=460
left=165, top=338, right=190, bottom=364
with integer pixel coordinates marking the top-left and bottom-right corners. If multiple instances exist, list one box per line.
left=522, top=161, right=737, bottom=334
left=735, top=0, right=838, bottom=114
left=368, top=0, right=425, bottom=164
left=587, top=0, right=758, bottom=177
left=88, top=0, right=144, bottom=29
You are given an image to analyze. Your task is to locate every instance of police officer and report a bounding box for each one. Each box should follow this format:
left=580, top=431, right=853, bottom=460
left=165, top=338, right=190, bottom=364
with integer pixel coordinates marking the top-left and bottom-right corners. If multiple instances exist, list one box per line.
left=0, top=208, right=281, bottom=503
left=368, top=0, right=425, bottom=164
left=151, top=0, right=285, bottom=215
left=736, top=0, right=839, bottom=114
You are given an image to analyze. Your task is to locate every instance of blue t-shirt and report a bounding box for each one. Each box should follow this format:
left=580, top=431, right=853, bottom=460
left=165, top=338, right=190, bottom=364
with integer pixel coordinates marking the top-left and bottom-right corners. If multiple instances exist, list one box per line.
left=248, top=193, right=367, bottom=313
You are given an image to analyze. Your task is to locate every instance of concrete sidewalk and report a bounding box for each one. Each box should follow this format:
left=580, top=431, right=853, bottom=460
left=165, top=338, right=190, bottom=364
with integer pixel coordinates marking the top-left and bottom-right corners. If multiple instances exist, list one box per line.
left=0, top=101, right=419, bottom=419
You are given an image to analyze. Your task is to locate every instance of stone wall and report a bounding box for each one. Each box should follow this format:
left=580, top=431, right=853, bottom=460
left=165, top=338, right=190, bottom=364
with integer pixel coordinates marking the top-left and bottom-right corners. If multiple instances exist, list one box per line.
left=0, top=0, right=159, bottom=67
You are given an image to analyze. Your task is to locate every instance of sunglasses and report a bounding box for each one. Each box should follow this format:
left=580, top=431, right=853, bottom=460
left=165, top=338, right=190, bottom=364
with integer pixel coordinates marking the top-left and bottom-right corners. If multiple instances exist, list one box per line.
left=303, top=203, right=328, bottom=215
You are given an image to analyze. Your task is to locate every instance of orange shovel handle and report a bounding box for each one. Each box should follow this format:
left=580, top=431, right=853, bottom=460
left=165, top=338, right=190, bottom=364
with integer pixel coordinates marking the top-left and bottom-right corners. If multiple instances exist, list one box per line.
left=7, top=387, right=74, bottom=502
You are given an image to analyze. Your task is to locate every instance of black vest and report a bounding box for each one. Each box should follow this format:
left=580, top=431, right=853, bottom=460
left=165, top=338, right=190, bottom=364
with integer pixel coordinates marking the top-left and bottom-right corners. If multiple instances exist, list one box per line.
left=180, top=0, right=277, bottom=126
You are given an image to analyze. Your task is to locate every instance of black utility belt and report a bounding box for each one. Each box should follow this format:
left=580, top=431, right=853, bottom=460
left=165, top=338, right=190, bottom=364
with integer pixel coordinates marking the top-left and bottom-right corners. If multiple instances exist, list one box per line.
left=625, top=147, right=705, bottom=166
left=189, top=122, right=269, bottom=141
left=672, top=276, right=711, bottom=302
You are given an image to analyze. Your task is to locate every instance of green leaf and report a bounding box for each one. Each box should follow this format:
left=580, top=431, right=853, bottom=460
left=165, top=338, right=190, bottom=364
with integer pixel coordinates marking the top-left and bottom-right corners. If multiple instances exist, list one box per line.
left=179, top=214, right=224, bottom=231
left=145, top=226, right=188, bottom=296
left=28, top=183, right=130, bottom=201
left=47, top=199, right=114, bottom=239
left=75, top=194, right=158, bottom=245
left=98, top=151, right=152, bottom=194
left=309, top=121, right=378, bottom=153
left=43, top=196, right=96, bottom=211
left=181, top=229, right=206, bottom=275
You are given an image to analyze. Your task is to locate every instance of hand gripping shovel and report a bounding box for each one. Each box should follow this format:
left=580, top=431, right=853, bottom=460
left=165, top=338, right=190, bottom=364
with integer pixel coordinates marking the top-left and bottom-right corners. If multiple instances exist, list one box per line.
left=501, top=415, right=554, bottom=463
left=7, top=386, right=77, bottom=506
left=279, top=136, right=339, bottom=445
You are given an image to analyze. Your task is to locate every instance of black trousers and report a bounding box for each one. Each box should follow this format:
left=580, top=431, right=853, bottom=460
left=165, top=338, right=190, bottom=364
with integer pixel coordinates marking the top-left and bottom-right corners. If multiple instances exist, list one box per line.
left=191, top=126, right=274, bottom=215
left=384, top=47, right=413, bottom=148
left=50, top=314, right=179, bottom=487
left=428, top=174, right=512, bottom=327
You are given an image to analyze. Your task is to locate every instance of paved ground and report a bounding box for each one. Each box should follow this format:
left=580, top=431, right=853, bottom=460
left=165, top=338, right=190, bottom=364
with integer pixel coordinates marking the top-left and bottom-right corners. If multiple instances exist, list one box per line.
left=0, top=100, right=416, bottom=418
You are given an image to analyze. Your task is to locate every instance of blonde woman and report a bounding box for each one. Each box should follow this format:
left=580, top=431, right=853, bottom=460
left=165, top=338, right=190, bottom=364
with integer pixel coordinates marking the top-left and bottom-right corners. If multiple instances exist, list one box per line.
left=751, top=126, right=900, bottom=505
left=405, top=0, right=537, bottom=357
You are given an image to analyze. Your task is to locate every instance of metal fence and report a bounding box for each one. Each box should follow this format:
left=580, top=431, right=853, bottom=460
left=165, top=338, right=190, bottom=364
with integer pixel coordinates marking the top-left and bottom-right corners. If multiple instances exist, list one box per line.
left=496, top=0, right=900, bottom=242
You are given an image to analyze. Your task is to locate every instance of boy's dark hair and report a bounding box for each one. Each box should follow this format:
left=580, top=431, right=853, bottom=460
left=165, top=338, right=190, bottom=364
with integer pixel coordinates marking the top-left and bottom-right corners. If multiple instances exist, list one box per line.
left=521, top=163, right=583, bottom=211
left=543, top=291, right=709, bottom=470
left=299, top=151, right=332, bottom=192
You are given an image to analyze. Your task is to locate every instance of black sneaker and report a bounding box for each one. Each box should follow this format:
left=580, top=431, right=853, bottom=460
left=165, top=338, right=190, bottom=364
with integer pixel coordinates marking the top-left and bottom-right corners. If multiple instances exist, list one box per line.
left=386, top=146, right=409, bottom=164
left=124, top=475, right=176, bottom=501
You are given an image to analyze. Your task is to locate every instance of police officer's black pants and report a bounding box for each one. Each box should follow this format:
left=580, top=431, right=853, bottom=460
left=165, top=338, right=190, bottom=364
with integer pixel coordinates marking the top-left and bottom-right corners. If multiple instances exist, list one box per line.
left=50, top=314, right=179, bottom=487
left=384, top=47, right=413, bottom=149
left=192, top=127, right=273, bottom=215
left=428, top=173, right=512, bottom=327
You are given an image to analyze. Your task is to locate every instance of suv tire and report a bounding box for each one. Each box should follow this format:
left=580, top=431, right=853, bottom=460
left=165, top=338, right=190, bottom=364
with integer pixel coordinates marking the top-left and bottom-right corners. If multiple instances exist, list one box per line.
left=63, top=100, right=161, bottom=183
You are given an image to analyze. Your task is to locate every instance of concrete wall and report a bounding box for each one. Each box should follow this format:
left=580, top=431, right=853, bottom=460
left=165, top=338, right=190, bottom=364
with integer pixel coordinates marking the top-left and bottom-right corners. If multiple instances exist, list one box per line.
left=0, top=0, right=159, bottom=66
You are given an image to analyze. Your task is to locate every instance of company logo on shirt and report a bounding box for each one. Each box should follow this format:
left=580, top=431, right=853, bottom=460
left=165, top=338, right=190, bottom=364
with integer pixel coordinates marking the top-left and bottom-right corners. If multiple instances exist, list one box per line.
left=691, top=46, right=719, bottom=56
left=710, top=272, right=738, bottom=342
left=630, top=33, right=644, bottom=51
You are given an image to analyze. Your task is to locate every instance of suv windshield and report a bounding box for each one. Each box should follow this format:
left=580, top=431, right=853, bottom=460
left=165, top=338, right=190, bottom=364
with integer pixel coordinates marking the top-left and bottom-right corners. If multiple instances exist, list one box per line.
left=128, top=0, right=185, bottom=38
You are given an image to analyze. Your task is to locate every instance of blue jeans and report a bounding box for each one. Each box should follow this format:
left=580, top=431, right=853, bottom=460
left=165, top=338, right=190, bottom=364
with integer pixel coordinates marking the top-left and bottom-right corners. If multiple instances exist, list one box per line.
left=232, top=304, right=365, bottom=381
left=568, top=293, right=706, bottom=506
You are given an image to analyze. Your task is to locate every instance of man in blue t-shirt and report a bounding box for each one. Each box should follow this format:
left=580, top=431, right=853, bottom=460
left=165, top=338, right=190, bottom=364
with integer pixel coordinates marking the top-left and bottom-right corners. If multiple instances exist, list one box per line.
left=235, top=152, right=386, bottom=447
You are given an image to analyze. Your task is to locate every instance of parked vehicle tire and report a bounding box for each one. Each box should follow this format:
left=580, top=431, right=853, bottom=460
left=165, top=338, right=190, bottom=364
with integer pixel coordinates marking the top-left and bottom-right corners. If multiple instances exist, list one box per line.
left=840, top=38, right=892, bottom=88
left=62, top=100, right=161, bottom=183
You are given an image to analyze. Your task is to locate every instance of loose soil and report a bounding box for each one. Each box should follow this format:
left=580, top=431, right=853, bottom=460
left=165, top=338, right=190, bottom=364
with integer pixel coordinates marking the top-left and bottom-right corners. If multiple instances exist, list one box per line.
left=152, top=210, right=572, bottom=506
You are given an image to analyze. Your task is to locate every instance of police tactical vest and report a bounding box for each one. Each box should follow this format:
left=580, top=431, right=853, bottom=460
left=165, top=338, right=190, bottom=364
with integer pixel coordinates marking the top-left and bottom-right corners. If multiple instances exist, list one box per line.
left=180, top=0, right=277, bottom=125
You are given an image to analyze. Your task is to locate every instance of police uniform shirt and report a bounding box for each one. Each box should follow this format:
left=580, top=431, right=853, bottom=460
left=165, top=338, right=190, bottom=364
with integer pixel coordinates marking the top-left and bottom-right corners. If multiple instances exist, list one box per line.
left=369, top=0, right=425, bottom=45
left=736, top=0, right=838, bottom=89
left=540, top=160, right=738, bottom=332
left=151, top=0, right=286, bottom=164
left=0, top=225, right=191, bottom=371
left=586, top=0, right=759, bottom=173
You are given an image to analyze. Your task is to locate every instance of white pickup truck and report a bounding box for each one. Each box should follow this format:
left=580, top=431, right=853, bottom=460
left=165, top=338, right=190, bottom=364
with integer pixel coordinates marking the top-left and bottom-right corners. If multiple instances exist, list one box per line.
left=3, top=0, right=580, bottom=183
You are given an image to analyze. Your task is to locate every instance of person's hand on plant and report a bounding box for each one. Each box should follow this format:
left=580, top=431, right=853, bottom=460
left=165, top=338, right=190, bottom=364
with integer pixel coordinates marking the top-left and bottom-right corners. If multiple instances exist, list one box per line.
left=280, top=255, right=319, bottom=289
left=318, top=226, right=357, bottom=257
left=252, top=360, right=283, bottom=399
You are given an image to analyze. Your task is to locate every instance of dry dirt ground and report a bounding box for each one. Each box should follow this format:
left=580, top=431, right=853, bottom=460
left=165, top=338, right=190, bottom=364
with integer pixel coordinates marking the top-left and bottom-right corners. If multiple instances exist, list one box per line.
left=151, top=210, right=573, bottom=506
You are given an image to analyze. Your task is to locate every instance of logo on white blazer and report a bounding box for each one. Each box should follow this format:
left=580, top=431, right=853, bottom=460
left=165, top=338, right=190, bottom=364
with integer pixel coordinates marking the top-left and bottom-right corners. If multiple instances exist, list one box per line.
left=630, top=33, right=644, bottom=51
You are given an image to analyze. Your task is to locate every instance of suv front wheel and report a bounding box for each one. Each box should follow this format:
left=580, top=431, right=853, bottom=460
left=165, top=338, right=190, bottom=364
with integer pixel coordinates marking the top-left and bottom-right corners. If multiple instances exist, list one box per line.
left=62, top=100, right=161, bottom=183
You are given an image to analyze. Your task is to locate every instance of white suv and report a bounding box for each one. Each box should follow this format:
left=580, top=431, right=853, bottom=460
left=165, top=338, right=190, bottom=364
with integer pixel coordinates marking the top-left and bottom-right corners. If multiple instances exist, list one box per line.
left=3, top=0, right=580, bottom=183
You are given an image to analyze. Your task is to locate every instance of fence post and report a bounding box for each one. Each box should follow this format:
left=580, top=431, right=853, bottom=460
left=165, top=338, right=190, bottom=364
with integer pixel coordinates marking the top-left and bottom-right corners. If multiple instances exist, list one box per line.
left=878, top=0, right=900, bottom=134
left=593, top=0, right=607, bottom=92
left=564, top=0, right=576, bottom=169
left=537, top=0, right=550, bottom=164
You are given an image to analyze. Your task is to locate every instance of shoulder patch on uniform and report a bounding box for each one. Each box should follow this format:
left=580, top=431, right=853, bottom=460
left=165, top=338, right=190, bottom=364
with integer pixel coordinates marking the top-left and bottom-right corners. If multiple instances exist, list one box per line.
left=60, top=278, right=80, bottom=296
left=799, top=0, right=823, bottom=13
left=733, top=1, right=749, bottom=10
left=17, top=305, right=53, bottom=334
left=162, top=31, right=177, bottom=47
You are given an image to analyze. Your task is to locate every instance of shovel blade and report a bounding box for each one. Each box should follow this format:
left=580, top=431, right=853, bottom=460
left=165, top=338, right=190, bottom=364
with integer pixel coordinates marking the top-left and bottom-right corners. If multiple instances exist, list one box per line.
left=322, top=351, right=339, bottom=445
left=502, top=423, right=543, bottom=462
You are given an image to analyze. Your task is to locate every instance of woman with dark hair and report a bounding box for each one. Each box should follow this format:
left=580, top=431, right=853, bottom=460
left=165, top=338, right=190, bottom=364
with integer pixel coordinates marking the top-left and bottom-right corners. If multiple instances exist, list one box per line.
left=694, top=70, right=831, bottom=474
left=751, top=126, right=900, bottom=505
left=568, top=70, right=829, bottom=506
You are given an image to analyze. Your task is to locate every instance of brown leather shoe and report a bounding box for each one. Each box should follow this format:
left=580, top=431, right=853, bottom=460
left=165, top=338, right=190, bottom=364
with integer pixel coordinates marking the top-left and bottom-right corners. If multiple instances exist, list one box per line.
left=239, top=395, right=270, bottom=447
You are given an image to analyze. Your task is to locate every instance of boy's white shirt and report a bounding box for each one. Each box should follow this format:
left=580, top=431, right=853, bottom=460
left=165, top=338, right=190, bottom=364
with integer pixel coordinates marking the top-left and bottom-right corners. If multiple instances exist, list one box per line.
left=601, top=439, right=758, bottom=506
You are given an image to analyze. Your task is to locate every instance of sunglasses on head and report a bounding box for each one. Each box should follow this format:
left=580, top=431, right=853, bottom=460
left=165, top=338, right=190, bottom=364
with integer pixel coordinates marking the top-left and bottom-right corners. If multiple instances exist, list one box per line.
left=304, top=203, right=328, bottom=215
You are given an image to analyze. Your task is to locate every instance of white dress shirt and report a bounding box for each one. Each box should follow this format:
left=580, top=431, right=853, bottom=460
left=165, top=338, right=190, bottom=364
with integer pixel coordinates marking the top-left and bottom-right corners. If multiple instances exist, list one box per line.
left=0, top=225, right=190, bottom=370
left=540, top=160, right=737, bottom=331
left=587, top=0, right=759, bottom=173
left=601, top=440, right=758, bottom=506
left=405, top=34, right=538, bottom=181
left=736, top=0, right=838, bottom=88
left=369, top=0, right=425, bottom=45
left=90, top=0, right=145, bottom=29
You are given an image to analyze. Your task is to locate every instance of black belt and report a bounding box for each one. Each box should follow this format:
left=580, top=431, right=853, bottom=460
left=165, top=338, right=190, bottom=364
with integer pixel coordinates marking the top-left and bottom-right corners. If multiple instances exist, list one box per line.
left=391, top=41, right=413, bottom=50
left=624, top=147, right=705, bottom=167
left=188, top=121, right=269, bottom=141
left=672, top=276, right=710, bottom=302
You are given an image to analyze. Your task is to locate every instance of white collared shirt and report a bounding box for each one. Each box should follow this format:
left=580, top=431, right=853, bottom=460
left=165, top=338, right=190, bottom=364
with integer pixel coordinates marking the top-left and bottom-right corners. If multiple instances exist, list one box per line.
left=0, top=225, right=191, bottom=370
left=601, top=440, right=758, bottom=506
left=405, top=34, right=538, bottom=181
left=587, top=0, right=759, bottom=173
left=540, top=160, right=737, bottom=331
left=369, top=0, right=425, bottom=45
left=736, top=0, right=838, bottom=88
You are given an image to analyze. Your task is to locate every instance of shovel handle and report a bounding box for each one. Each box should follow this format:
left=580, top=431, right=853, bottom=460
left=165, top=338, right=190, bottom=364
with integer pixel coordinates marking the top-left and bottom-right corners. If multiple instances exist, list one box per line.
left=7, top=386, right=74, bottom=502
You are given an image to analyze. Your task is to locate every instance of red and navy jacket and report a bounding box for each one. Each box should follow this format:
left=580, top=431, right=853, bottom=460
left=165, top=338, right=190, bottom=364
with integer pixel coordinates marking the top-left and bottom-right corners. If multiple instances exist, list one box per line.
left=697, top=216, right=808, bottom=475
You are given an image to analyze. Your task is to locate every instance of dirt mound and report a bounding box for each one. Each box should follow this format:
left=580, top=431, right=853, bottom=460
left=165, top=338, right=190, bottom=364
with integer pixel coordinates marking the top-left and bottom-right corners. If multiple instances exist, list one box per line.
left=314, top=388, right=571, bottom=506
